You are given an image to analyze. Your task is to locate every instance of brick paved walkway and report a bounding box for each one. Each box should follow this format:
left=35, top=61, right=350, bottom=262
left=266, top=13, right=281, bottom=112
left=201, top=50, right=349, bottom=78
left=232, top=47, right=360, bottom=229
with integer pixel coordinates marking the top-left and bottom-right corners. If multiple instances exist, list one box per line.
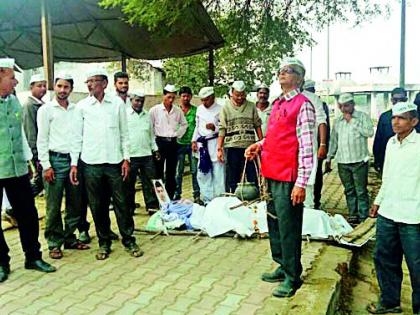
left=0, top=168, right=378, bottom=314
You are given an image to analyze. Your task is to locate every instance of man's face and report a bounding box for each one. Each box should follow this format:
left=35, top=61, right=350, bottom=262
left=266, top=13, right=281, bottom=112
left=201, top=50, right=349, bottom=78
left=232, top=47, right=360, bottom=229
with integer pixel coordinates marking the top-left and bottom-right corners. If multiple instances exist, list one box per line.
left=180, top=93, right=192, bottom=106
left=156, top=186, right=166, bottom=202
left=391, top=94, right=407, bottom=105
left=392, top=113, right=418, bottom=135
left=202, top=95, right=215, bottom=108
left=278, top=66, right=300, bottom=87
left=163, top=92, right=176, bottom=107
left=31, top=80, right=47, bottom=100
left=231, top=89, right=246, bottom=105
left=54, top=79, right=72, bottom=101
left=86, top=75, right=107, bottom=96
left=339, top=102, right=355, bottom=114
left=131, top=96, right=145, bottom=112
left=257, top=89, right=269, bottom=102
left=115, top=77, right=129, bottom=95
left=0, top=68, right=18, bottom=96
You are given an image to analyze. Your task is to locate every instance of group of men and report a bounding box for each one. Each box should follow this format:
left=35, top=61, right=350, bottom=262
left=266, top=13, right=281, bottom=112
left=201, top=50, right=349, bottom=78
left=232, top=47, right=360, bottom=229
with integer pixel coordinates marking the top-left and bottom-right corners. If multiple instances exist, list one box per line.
left=0, top=56, right=419, bottom=314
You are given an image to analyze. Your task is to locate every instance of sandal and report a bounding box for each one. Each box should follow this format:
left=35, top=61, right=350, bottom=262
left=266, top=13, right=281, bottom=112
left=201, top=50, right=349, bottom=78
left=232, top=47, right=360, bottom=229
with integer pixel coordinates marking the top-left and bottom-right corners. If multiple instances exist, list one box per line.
left=64, top=240, right=90, bottom=250
left=126, top=243, right=144, bottom=258
left=95, top=248, right=110, bottom=260
left=366, top=302, right=402, bottom=314
left=49, top=248, right=63, bottom=259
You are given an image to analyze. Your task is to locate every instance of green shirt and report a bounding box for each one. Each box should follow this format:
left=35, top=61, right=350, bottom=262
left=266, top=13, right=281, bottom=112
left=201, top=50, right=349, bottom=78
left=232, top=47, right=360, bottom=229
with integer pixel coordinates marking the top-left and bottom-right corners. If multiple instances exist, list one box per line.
left=0, top=95, right=28, bottom=179
left=177, top=105, right=197, bottom=145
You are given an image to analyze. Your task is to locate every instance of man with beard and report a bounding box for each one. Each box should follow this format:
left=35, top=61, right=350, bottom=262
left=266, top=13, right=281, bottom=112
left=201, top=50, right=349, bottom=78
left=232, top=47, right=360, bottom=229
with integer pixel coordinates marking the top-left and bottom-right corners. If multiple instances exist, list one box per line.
left=70, top=70, right=143, bottom=260
left=149, top=84, right=188, bottom=200
left=37, top=74, right=90, bottom=259
left=0, top=58, right=56, bottom=283
left=255, top=83, right=271, bottom=137
left=22, top=74, right=47, bottom=197
left=114, top=71, right=131, bottom=108
left=174, top=86, right=200, bottom=202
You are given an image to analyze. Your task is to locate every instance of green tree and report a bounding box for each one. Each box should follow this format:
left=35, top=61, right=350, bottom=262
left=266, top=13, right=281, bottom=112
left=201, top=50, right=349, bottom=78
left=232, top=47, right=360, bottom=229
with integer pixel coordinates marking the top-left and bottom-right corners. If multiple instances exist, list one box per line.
left=101, top=0, right=390, bottom=94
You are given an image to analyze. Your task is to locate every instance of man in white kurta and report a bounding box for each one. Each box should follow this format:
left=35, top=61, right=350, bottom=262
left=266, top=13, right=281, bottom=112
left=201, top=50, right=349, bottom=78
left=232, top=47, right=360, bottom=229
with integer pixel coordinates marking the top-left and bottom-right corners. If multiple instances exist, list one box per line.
left=368, top=102, right=420, bottom=315
left=192, top=87, right=225, bottom=204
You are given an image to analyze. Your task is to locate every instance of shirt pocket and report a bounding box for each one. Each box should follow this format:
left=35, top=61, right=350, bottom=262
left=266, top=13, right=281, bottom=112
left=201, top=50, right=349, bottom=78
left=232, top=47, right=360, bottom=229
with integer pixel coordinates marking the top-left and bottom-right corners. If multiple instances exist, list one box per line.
left=107, top=113, right=118, bottom=128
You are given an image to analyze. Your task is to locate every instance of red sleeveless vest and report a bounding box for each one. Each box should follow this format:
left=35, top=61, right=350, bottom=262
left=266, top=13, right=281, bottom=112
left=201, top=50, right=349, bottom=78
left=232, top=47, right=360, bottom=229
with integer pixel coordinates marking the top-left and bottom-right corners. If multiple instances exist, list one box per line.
left=261, top=93, right=309, bottom=182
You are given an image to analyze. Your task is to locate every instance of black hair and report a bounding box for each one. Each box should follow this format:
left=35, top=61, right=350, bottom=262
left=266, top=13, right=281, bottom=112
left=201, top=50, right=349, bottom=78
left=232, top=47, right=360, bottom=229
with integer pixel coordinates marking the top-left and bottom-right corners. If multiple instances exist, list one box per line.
left=407, top=110, right=419, bottom=120
left=179, top=86, right=192, bottom=96
left=55, top=78, right=74, bottom=89
left=155, top=181, right=163, bottom=188
left=114, top=71, right=129, bottom=83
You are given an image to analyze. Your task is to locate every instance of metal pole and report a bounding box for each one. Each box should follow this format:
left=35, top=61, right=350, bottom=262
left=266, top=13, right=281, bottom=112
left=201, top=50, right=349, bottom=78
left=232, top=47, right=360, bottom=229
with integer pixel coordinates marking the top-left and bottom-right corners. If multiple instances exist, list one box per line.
left=399, top=0, right=406, bottom=88
left=310, top=44, right=313, bottom=79
left=41, top=0, right=54, bottom=90
left=327, top=23, right=330, bottom=80
left=121, top=54, right=127, bottom=72
left=208, top=49, right=214, bottom=86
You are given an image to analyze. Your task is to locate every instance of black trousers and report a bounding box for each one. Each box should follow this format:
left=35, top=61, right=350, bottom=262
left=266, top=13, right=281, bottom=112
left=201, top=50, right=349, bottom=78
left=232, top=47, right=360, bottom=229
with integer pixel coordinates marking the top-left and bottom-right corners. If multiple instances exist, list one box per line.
left=267, top=179, right=303, bottom=285
left=313, top=158, right=324, bottom=209
left=225, top=147, right=257, bottom=193
left=128, top=156, right=159, bottom=212
left=82, top=162, right=135, bottom=249
left=76, top=160, right=90, bottom=233
left=0, top=175, right=42, bottom=266
left=155, top=138, right=178, bottom=200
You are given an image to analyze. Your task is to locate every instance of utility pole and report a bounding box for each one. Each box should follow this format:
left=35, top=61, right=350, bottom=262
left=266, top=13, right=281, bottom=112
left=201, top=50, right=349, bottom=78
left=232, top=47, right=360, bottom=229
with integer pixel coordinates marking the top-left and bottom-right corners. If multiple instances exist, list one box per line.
left=399, top=0, right=406, bottom=88
left=327, top=23, right=330, bottom=80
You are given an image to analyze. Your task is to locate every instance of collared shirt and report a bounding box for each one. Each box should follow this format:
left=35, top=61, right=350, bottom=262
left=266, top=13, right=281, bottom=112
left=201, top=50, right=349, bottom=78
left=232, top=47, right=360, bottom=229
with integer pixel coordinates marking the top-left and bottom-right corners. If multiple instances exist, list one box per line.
left=178, top=105, right=197, bottom=145
left=256, top=103, right=272, bottom=137
left=149, top=103, right=188, bottom=138
left=375, top=130, right=420, bottom=224
left=126, top=108, right=158, bottom=158
left=71, top=93, right=129, bottom=165
left=192, top=102, right=222, bottom=161
left=287, top=90, right=316, bottom=188
left=22, top=95, right=44, bottom=161
left=114, top=91, right=131, bottom=109
left=37, top=98, right=77, bottom=169
left=327, top=110, right=374, bottom=164
left=0, top=95, right=32, bottom=179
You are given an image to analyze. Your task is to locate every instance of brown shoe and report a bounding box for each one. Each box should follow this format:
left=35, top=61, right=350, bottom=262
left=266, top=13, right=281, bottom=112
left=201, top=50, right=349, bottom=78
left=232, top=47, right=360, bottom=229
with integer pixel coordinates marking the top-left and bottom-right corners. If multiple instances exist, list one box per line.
left=49, top=248, right=63, bottom=259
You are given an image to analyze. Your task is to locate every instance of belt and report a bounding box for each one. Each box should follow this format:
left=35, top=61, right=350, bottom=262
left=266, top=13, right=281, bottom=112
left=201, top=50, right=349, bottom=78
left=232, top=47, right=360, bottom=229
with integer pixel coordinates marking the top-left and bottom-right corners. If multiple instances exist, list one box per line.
left=156, top=136, right=177, bottom=142
left=49, top=151, right=70, bottom=158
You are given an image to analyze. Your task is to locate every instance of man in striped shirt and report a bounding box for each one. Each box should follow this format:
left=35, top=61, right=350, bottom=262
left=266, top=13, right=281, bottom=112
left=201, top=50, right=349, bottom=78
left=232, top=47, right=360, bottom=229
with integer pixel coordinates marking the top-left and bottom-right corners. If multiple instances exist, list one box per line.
left=326, top=93, right=374, bottom=224
left=245, top=58, right=315, bottom=298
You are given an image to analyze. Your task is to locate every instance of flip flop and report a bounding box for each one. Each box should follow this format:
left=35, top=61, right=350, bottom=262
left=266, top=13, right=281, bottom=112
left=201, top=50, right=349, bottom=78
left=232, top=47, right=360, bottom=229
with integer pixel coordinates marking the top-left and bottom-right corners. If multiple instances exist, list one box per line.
left=49, top=248, right=63, bottom=259
left=366, top=302, right=402, bottom=314
left=64, top=240, right=90, bottom=250
left=95, top=248, right=110, bottom=260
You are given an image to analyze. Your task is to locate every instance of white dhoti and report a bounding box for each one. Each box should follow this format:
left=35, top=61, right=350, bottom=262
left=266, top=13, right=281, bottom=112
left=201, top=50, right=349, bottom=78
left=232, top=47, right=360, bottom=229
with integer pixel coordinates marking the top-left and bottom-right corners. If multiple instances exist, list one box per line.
left=197, top=161, right=225, bottom=204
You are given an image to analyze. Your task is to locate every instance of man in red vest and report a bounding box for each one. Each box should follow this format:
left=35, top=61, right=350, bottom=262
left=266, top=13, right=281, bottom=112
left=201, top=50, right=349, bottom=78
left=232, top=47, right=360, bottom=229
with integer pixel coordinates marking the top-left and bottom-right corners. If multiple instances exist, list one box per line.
left=245, top=57, right=316, bottom=297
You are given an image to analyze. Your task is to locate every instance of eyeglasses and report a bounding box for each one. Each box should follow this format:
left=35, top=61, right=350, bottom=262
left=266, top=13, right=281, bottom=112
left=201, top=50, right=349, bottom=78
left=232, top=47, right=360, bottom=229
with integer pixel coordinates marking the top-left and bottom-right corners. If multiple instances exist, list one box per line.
left=85, top=79, right=104, bottom=84
left=278, top=66, right=300, bottom=75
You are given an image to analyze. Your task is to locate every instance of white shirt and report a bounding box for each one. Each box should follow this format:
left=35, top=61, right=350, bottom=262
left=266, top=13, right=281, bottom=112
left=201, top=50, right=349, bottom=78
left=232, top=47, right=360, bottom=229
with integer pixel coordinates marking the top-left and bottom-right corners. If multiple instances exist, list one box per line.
left=126, top=108, right=158, bottom=158
left=149, top=103, right=188, bottom=138
left=302, top=90, right=327, bottom=126
left=375, top=130, right=420, bottom=224
left=114, top=92, right=131, bottom=108
left=71, top=93, right=129, bottom=165
left=37, top=99, right=76, bottom=169
left=192, top=102, right=221, bottom=162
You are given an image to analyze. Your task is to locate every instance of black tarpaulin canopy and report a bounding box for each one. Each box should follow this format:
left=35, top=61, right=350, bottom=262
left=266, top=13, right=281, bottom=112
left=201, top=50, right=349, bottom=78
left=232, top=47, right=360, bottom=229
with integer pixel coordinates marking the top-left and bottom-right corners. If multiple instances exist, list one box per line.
left=0, top=0, right=224, bottom=70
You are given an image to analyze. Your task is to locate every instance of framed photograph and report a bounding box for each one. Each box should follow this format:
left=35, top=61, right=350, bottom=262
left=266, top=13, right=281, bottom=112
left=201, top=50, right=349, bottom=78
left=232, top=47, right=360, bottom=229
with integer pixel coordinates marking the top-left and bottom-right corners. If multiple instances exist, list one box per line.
left=152, top=179, right=171, bottom=208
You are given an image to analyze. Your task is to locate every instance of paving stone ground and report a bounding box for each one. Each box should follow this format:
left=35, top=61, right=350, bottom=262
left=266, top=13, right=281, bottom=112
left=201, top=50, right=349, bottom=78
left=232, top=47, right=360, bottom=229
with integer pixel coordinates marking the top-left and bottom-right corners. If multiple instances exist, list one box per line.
left=0, top=165, right=410, bottom=314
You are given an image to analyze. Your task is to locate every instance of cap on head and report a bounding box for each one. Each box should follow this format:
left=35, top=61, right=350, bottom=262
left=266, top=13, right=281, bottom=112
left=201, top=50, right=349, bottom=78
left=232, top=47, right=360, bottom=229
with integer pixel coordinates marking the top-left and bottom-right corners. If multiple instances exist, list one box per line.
left=303, top=79, right=316, bottom=90
left=338, top=93, right=354, bottom=104
left=392, top=102, right=417, bottom=116
left=163, top=84, right=178, bottom=93
left=256, top=83, right=269, bottom=92
left=0, top=58, right=18, bottom=71
left=279, top=57, right=306, bottom=76
left=231, top=80, right=246, bottom=92
left=55, top=73, right=73, bottom=81
left=130, top=91, right=145, bottom=98
left=198, top=86, right=214, bottom=99
left=86, top=69, right=108, bottom=80
left=30, top=73, right=46, bottom=84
